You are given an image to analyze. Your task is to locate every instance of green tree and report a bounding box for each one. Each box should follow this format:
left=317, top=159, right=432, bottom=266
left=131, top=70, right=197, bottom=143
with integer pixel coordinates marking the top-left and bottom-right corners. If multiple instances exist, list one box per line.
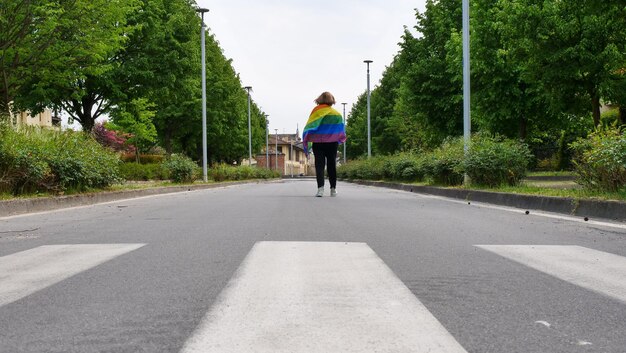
left=499, top=0, right=626, bottom=127
left=0, top=0, right=137, bottom=124
left=109, top=98, right=157, bottom=162
left=396, top=0, right=464, bottom=148
left=345, top=93, right=368, bottom=159
left=470, top=0, right=556, bottom=140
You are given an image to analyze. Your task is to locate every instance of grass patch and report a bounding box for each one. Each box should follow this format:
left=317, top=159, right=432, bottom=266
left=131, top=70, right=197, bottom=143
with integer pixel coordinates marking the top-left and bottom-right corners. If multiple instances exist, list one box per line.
left=458, top=183, right=626, bottom=201
left=527, top=171, right=575, bottom=177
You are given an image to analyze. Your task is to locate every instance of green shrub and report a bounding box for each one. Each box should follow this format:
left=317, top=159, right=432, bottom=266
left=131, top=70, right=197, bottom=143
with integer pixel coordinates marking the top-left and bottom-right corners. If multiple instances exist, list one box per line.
left=0, top=126, right=52, bottom=193
left=600, top=109, right=620, bottom=128
left=0, top=126, right=120, bottom=194
left=45, top=131, right=121, bottom=190
left=571, top=128, right=626, bottom=191
left=120, top=162, right=168, bottom=181
left=120, top=154, right=165, bottom=164
left=425, top=137, right=465, bottom=186
left=163, top=154, right=198, bottom=183
left=383, top=153, right=427, bottom=181
left=209, top=164, right=279, bottom=181
left=462, top=135, right=532, bottom=187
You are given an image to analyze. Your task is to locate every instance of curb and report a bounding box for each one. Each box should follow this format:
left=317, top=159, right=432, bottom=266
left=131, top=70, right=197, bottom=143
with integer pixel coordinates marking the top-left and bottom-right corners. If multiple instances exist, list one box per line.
left=0, top=180, right=271, bottom=217
left=345, top=180, right=626, bottom=222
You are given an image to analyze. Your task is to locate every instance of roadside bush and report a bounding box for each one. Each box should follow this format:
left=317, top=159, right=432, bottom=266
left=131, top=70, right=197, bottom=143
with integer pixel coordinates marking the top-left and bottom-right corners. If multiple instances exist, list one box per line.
left=337, top=157, right=386, bottom=180
left=425, top=137, right=464, bottom=186
left=163, top=154, right=197, bottom=183
left=46, top=131, right=121, bottom=190
left=0, top=125, right=120, bottom=194
left=0, top=125, right=52, bottom=193
left=570, top=128, right=626, bottom=191
left=462, top=135, right=532, bottom=187
left=210, top=164, right=279, bottom=181
left=382, top=153, right=427, bottom=181
left=120, top=154, right=165, bottom=164
left=119, top=163, right=168, bottom=181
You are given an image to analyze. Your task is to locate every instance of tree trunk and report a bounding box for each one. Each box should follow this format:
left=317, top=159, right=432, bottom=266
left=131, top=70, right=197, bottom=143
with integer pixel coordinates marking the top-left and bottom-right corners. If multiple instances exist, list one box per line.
left=620, top=106, right=626, bottom=125
left=518, top=115, right=528, bottom=141
left=1, top=70, right=13, bottom=124
left=591, top=94, right=601, bottom=127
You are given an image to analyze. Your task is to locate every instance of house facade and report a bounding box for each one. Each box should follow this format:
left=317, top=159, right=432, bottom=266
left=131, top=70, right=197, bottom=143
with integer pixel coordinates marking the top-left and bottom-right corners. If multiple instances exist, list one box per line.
left=257, top=132, right=313, bottom=176
left=11, top=108, right=61, bottom=130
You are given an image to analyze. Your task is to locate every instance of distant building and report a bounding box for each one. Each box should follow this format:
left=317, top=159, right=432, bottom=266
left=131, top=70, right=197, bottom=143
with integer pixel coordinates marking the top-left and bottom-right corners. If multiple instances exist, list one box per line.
left=256, top=131, right=313, bottom=176
left=12, top=108, right=61, bottom=130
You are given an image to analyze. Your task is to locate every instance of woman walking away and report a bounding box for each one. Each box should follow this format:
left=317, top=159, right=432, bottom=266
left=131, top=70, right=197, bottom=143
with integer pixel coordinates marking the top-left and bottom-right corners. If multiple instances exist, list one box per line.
left=302, top=92, right=346, bottom=197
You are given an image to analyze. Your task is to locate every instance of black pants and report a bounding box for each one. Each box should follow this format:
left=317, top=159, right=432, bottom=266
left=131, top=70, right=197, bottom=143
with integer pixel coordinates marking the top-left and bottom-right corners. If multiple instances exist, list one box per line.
left=312, top=142, right=338, bottom=188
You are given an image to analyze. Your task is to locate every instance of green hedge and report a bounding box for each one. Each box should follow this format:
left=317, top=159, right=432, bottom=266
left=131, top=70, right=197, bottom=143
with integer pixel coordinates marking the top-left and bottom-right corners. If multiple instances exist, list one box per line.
left=210, top=164, right=279, bottom=181
left=462, top=136, right=532, bottom=187
left=119, top=162, right=169, bottom=181
left=163, top=154, right=198, bottom=183
left=120, top=154, right=165, bottom=164
left=338, top=135, right=532, bottom=187
left=424, top=137, right=465, bottom=186
left=0, top=125, right=120, bottom=194
left=571, top=128, right=626, bottom=191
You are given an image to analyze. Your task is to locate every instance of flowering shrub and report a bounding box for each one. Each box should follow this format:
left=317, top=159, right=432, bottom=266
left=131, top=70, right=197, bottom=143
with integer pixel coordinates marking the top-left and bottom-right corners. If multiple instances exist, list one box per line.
left=92, top=123, right=135, bottom=153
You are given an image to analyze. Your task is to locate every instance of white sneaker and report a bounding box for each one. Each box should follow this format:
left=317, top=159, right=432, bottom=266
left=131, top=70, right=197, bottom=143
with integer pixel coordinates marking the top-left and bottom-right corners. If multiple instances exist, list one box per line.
left=330, top=188, right=337, bottom=197
left=315, top=187, right=324, bottom=197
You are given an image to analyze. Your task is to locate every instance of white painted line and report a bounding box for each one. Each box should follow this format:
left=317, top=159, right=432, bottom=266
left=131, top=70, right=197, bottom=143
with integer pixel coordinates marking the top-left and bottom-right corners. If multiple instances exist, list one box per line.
left=0, top=244, right=145, bottom=307
left=181, top=241, right=468, bottom=353
left=476, top=245, right=626, bottom=303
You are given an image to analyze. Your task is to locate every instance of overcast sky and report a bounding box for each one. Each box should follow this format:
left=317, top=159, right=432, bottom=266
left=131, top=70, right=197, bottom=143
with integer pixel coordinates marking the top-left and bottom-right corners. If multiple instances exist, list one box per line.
left=196, top=0, right=426, bottom=135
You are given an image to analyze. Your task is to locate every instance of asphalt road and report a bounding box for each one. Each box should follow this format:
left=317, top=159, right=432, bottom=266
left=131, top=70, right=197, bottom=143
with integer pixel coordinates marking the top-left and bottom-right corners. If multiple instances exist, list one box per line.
left=0, top=180, right=625, bottom=353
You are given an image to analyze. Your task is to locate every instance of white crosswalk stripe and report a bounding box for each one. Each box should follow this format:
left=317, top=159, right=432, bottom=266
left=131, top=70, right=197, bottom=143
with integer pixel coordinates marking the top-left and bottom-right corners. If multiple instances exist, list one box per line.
left=476, top=245, right=626, bottom=303
left=181, top=241, right=468, bottom=353
left=0, top=244, right=145, bottom=307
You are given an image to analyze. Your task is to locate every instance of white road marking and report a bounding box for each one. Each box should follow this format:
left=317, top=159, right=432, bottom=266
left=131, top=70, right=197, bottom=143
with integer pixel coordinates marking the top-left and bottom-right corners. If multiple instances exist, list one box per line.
left=476, top=245, right=626, bottom=303
left=0, top=244, right=145, bottom=307
left=535, top=320, right=551, bottom=328
left=181, top=241, right=468, bottom=353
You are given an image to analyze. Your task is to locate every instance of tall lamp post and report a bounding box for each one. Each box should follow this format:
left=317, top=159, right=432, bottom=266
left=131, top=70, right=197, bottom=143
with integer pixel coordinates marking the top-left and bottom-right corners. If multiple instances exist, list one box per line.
left=462, top=0, right=471, bottom=184
left=364, top=60, right=373, bottom=158
left=274, top=129, right=279, bottom=173
left=196, top=8, right=209, bottom=182
left=341, top=102, right=347, bottom=164
left=265, top=116, right=269, bottom=169
left=244, top=86, right=252, bottom=166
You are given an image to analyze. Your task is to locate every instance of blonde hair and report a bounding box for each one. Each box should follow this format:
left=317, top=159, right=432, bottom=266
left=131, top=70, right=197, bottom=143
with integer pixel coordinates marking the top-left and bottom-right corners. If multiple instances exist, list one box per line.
left=314, top=92, right=336, bottom=106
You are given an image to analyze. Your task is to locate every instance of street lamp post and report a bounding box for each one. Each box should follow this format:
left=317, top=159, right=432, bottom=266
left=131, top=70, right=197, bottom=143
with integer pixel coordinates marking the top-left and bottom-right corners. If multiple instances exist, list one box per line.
left=265, top=116, right=269, bottom=169
left=462, top=0, right=471, bottom=184
left=290, top=140, right=293, bottom=178
left=364, top=60, right=373, bottom=158
left=244, top=86, right=252, bottom=166
left=274, top=129, right=279, bottom=173
left=341, top=102, right=347, bottom=164
left=196, top=8, right=209, bottom=182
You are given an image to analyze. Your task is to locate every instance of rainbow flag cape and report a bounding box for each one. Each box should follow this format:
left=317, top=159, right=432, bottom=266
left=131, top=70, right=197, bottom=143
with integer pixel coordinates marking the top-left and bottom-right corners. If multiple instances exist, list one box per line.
left=302, top=104, right=346, bottom=155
